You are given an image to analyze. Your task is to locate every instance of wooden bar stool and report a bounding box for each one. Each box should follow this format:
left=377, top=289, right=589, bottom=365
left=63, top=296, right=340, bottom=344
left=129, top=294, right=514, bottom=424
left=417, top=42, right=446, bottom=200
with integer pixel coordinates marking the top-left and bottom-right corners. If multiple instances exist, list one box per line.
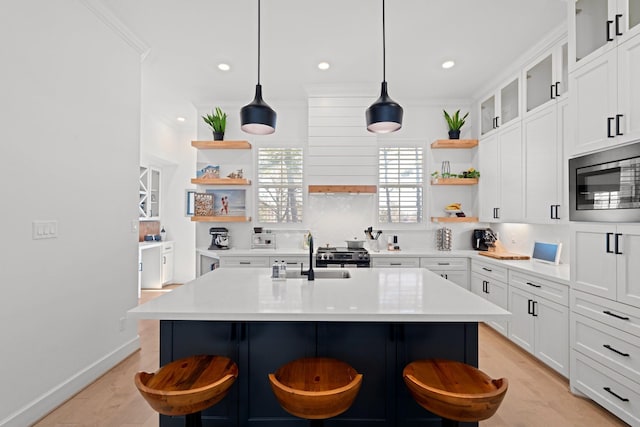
left=268, top=357, right=363, bottom=427
left=403, top=359, right=508, bottom=427
left=135, top=354, right=238, bottom=427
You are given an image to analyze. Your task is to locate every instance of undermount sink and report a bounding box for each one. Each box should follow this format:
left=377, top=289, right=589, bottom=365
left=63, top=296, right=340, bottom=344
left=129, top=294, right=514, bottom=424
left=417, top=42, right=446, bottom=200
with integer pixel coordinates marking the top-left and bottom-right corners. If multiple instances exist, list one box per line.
left=286, top=270, right=351, bottom=279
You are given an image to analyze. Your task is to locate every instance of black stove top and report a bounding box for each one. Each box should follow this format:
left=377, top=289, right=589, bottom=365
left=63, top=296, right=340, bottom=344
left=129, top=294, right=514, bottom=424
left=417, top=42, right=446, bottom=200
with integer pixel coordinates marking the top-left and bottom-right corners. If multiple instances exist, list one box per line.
left=316, top=246, right=370, bottom=267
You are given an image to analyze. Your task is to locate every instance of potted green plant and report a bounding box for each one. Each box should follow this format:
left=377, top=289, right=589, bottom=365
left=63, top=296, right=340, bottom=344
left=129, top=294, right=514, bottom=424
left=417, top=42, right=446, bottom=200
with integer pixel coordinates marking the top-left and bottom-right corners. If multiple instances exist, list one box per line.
left=202, top=107, right=227, bottom=140
left=443, top=109, right=469, bottom=139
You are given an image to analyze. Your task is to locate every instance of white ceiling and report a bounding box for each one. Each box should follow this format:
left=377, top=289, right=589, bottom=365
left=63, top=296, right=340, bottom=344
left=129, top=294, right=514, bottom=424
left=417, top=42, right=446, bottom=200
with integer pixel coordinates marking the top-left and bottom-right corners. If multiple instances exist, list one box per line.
left=102, top=0, right=568, bottom=124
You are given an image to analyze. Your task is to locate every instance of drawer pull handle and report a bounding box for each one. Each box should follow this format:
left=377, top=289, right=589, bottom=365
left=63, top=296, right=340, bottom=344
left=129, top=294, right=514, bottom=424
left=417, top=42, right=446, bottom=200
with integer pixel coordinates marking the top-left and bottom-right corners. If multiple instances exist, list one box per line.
left=437, top=262, right=450, bottom=265
left=390, top=262, right=402, bottom=266
left=482, top=267, right=492, bottom=272
left=603, top=310, right=630, bottom=321
left=526, top=281, right=542, bottom=288
left=239, top=261, right=251, bottom=265
left=603, top=387, right=629, bottom=402
left=603, top=344, right=630, bottom=357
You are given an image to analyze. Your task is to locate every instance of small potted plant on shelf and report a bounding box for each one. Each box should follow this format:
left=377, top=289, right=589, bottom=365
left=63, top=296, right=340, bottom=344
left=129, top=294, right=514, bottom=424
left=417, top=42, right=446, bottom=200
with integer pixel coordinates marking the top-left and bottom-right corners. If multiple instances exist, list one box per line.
left=202, top=107, right=227, bottom=141
left=443, top=109, right=469, bottom=140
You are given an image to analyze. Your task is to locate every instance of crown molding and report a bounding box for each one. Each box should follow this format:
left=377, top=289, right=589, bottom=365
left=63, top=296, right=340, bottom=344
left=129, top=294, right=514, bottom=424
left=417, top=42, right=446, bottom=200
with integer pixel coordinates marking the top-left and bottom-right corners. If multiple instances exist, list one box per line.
left=80, top=0, right=151, bottom=62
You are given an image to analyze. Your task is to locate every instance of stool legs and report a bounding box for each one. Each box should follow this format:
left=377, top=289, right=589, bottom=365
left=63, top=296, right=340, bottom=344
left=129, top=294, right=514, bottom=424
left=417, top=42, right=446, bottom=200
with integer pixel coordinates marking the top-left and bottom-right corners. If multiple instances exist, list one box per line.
left=185, top=412, right=202, bottom=427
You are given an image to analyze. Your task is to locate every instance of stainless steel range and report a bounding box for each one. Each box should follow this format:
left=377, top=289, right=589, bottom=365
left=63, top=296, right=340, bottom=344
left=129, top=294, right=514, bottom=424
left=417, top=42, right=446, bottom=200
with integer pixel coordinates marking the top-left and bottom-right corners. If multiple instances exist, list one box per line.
left=316, top=247, right=371, bottom=268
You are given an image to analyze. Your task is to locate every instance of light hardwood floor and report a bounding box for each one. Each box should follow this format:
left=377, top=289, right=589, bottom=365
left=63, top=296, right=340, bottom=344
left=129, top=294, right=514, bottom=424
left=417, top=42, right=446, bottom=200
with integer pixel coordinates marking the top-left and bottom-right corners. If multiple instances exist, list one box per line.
left=34, top=287, right=628, bottom=427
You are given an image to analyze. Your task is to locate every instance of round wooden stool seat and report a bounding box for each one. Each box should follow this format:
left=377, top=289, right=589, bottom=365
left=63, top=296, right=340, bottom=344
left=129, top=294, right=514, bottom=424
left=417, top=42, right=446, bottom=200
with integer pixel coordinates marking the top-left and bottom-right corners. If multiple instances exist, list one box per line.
left=268, top=357, right=363, bottom=420
left=134, top=355, right=238, bottom=417
left=403, top=359, right=507, bottom=423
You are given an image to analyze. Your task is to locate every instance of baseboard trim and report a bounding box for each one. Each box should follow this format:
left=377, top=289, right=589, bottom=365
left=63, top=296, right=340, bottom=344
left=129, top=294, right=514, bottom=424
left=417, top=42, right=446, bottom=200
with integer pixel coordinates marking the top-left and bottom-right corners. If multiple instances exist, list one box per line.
left=0, top=336, right=140, bottom=427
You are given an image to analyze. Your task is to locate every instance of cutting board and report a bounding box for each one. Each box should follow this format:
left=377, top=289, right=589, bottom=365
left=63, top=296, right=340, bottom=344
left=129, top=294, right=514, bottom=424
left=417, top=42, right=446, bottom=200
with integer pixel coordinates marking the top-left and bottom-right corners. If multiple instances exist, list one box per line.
left=478, top=240, right=530, bottom=260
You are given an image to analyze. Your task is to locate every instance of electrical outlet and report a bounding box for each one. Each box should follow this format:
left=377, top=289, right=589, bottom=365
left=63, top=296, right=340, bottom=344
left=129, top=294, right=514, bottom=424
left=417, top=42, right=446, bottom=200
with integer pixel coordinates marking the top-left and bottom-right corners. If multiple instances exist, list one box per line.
left=130, top=220, right=139, bottom=233
left=119, top=317, right=126, bottom=332
left=32, top=220, right=58, bottom=239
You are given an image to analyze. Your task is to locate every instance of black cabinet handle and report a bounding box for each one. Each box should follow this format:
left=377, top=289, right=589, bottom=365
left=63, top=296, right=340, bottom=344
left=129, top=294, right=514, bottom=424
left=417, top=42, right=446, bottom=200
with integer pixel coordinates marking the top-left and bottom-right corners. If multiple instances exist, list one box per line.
left=526, top=281, right=542, bottom=288
left=496, top=207, right=500, bottom=218
left=495, top=116, right=500, bottom=128
left=442, top=274, right=448, bottom=279
left=527, top=299, right=533, bottom=315
left=139, top=262, right=143, bottom=272
left=437, top=262, right=450, bottom=266
left=615, top=14, right=623, bottom=36
left=482, top=267, right=493, bottom=272
left=603, top=344, right=630, bottom=357
left=532, top=301, right=538, bottom=317
left=390, top=262, right=402, bottom=266
left=606, top=232, right=614, bottom=253
left=607, top=20, right=614, bottom=41
left=603, top=310, right=630, bottom=321
left=615, top=233, right=623, bottom=255
left=603, top=387, right=629, bottom=402
left=550, top=84, right=555, bottom=100
left=485, top=281, right=490, bottom=294
left=550, top=204, right=554, bottom=219
left=555, top=82, right=561, bottom=97
left=239, top=261, right=251, bottom=265
left=608, top=117, right=615, bottom=137
left=616, top=114, right=624, bottom=136
left=555, top=205, right=561, bottom=219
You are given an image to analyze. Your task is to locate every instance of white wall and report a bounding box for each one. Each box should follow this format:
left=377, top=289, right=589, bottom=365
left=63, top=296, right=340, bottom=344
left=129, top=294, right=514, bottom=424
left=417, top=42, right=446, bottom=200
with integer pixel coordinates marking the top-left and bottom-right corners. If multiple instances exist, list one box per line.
left=0, top=1, right=142, bottom=425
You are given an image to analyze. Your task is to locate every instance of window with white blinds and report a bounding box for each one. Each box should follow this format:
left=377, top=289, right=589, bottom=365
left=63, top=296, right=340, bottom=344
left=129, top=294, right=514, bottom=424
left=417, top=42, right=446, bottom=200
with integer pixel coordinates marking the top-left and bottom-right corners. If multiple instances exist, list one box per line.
left=378, top=147, right=424, bottom=223
left=257, top=148, right=304, bottom=223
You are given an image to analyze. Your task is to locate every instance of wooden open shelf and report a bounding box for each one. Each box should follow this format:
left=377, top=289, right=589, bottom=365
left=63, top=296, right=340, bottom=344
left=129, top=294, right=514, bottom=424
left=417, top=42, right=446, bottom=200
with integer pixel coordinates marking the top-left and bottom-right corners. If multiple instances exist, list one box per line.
left=431, top=216, right=479, bottom=223
left=431, top=139, right=478, bottom=149
left=431, top=178, right=478, bottom=185
left=191, top=178, right=251, bottom=185
left=191, top=141, right=252, bottom=149
left=308, top=185, right=377, bottom=194
left=191, top=216, right=252, bottom=223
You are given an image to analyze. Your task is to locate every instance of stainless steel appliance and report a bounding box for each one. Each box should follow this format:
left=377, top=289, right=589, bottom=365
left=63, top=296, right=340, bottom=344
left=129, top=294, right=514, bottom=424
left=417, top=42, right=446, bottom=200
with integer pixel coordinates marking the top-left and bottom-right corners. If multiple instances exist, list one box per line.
left=208, top=227, right=230, bottom=250
left=569, top=142, right=640, bottom=222
left=316, top=247, right=371, bottom=268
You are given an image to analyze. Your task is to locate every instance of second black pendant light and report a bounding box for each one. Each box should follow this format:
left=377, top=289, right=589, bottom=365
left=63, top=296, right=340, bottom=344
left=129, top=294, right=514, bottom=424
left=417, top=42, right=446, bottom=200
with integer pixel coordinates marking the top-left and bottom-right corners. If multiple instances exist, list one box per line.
left=366, top=0, right=403, bottom=133
left=241, top=0, right=277, bottom=135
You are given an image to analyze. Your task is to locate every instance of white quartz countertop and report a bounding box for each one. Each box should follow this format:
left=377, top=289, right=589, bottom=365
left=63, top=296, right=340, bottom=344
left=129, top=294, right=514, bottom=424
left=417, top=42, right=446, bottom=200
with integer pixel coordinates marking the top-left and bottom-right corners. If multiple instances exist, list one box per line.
left=128, top=267, right=511, bottom=322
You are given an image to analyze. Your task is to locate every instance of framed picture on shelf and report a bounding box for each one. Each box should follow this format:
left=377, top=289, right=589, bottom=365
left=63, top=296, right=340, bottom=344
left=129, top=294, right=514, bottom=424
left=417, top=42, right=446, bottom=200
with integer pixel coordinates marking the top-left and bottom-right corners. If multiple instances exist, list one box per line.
left=196, top=163, right=220, bottom=179
left=185, top=189, right=196, bottom=216
left=194, top=192, right=214, bottom=216
left=205, top=189, right=246, bottom=216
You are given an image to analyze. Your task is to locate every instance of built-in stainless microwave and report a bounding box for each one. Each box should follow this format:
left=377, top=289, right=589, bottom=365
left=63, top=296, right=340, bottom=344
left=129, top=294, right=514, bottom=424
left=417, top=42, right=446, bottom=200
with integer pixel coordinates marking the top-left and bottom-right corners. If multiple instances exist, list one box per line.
left=569, top=142, right=640, bottom=222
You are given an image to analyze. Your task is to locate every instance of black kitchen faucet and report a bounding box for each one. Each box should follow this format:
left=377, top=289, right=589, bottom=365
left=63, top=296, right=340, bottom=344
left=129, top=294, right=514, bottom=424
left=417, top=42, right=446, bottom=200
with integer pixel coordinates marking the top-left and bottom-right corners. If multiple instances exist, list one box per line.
left=300, top=234, right=315, bottom=281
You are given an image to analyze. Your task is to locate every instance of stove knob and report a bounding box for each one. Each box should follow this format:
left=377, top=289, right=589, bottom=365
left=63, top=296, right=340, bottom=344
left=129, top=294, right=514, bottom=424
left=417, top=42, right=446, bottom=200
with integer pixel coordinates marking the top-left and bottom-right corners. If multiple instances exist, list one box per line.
left=358, top=253, right=363, bottom=258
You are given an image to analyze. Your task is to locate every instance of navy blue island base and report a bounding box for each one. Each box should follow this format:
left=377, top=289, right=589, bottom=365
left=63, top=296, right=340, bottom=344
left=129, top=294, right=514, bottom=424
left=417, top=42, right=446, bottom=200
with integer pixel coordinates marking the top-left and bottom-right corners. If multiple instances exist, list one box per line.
left=158, top=320, right=479, bottom=427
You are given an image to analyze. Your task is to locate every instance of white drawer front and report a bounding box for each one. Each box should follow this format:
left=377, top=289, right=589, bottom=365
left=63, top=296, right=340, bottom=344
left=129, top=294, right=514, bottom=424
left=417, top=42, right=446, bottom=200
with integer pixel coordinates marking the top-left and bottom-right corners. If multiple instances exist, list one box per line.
left=572, top=290, right=640, bottom=337
left=372, top=257, right=420, bottom=268
left=162, top=243, right=174, bottom=252
left=472, top=259, right=508, bottom=282
left=573, top=313, right=640, bottom=385
left=510, top=270, right=569, bottom=307
left=573, top=352, right=640, bottom=426
left=420, top=257, right=468, bottom=270
left=219, top=256, right=270, bottom=268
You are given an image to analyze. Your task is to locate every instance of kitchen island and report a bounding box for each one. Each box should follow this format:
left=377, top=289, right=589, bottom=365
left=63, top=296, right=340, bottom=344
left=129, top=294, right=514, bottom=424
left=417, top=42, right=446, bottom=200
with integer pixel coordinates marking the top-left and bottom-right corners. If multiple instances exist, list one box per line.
left=129, top=267, right=510, bottom=427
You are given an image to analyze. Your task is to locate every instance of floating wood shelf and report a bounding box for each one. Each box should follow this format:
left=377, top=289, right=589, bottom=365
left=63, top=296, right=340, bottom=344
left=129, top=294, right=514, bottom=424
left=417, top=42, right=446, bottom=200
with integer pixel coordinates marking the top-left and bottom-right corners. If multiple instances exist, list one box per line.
left=431, top=216, right=479, bottom=223
left=191, top=216, right=252, bottom=223
left=431, top=178, right=479, bottom=185
left=191, top=178, right=251, bottom=185
left=191, top=140, right=252, bottom=149
left=431, top=139, right=478, bottom=149
left=308, top=185, right=377, bottom=194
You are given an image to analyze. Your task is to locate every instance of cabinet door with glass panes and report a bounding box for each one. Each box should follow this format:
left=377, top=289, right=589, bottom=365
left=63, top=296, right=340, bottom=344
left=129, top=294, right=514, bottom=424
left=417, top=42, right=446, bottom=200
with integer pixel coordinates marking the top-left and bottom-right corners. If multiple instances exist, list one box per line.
left=479, top=76, right=520, bottom=137
left=524, top=40, right=568, bottom=114
left=139, top=166, right=161, bottom=219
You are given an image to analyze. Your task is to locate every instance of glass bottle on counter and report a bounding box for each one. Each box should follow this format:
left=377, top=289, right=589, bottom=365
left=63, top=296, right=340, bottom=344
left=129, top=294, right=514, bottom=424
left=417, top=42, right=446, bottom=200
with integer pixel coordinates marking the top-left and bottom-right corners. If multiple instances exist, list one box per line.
left=279, top=260, right=287, bottom=280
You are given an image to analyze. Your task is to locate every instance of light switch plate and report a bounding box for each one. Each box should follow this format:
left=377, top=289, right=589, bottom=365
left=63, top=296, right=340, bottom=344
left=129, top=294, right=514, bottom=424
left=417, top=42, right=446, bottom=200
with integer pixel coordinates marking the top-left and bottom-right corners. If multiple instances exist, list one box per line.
left=32, top=220, right=58, bottom=239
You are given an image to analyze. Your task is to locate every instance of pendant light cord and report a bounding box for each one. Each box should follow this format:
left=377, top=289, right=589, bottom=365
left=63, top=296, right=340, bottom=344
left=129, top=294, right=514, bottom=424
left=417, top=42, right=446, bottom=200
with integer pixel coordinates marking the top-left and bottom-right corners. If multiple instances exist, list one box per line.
left=382, top=0, right=386, bottom=83
left=257, top=0, right=261, bottom=85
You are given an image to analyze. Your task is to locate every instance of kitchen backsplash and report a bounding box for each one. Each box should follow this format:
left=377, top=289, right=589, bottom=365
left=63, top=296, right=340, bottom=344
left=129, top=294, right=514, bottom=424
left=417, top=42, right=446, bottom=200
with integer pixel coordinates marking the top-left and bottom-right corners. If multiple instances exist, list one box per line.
left=139, top=220, right=160, bottom=242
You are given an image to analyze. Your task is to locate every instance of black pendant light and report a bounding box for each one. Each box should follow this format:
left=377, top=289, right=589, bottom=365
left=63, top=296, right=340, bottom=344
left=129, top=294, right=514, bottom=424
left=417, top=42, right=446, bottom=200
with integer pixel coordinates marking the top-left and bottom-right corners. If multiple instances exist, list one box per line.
left=241, top=0, right=276, bottom=135
left=366, top=0, right=403, bottom=133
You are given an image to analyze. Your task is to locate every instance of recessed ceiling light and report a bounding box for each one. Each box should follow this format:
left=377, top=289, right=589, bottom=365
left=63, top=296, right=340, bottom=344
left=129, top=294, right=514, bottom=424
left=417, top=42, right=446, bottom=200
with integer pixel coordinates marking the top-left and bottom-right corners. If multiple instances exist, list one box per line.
left=318, top=62, right=330, bottom=70
left=176, top=117, right=186, bottom=122
left=218, top=63, right=230, bottom=71
left=442, top=60, right=455, bottom=69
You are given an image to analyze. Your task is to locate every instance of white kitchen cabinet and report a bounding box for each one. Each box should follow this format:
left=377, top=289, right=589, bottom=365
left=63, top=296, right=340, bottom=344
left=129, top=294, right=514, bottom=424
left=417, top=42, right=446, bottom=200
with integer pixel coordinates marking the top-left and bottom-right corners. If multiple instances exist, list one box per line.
left=478, top=122, right=523, bottom=222
left=479, top=76, right=520, bottom=137
left=571, top=223, right=640, bottom=307
left=569, top=1, right=640, bottom=156
left=508, top=271, right=569, bottom=376
left=139, top=243, right=162, bottom=290
left=420, top=257, right=469, bottom=290
left=371, top=257, right=420, bottom=268
left=161, top=242, right=174, bottom=284
left=524, top=40, right=569, bottom=114
left=139, top=166, right=160, bottom=220
left=523, top=99, right=568, bottom=223
left=198, top=254, right=219, bottom=277
left=471, top=260, right=509, bottom=336
left=219, top=256, right=270, bottom=268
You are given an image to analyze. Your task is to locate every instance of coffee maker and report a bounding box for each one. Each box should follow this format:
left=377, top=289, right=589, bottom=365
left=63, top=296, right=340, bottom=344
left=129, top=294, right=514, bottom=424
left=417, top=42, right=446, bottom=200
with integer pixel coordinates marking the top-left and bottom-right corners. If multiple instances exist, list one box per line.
left=472, top=228, right=497, bottom=251
left=209, top=227, right=230, bottom=250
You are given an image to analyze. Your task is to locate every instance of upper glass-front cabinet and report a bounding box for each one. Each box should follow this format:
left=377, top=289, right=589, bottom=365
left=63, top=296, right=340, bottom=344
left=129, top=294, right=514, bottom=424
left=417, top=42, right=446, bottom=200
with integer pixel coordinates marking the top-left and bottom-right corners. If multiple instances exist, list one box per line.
left=574, top=0, right=640, bottom=64
left=480, top=77, right=520, bottom=136
left=525, top=42, right=568, bottom=113
left=139, top=166, right=161, bottom=220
